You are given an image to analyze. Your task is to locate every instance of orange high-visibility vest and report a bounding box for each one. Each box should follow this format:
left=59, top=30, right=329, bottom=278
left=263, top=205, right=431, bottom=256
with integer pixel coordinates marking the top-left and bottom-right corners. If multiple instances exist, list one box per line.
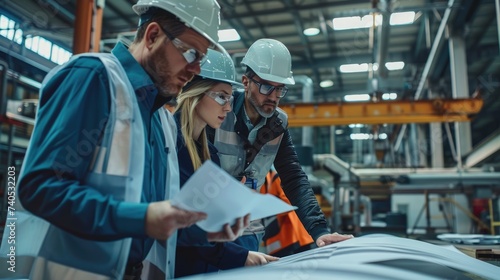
left=260, top=171, right=314, bottom=257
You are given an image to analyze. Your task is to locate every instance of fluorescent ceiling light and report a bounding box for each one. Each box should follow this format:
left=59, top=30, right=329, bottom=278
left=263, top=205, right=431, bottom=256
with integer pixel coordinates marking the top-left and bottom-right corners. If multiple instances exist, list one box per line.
left=303, top=27, right=320, bottom=36
left=332, top=16, right=359, bottom=30
left=385, top=61, right=405, bottom=70
left=344, top=94, right=370, bottom=102
left=333, top=12, right=415, bottom=30
left=349, top=124, right=364, bottom=128
left=382, top=93, right=397, bottom=100
left=319, top=79, right=334, bottom=88
left=218, top=29, right=240, bottom=42
left=339, top=63, right=369, bottom=73
left=390, top=12, right=416, bottom=25
left=378, top=133, right=388, bottom=140
left=339, top=62, right=403, bottom=73
left=332, top=15, right=382, bottom=30
left=350, top=133, right=373, bottom=140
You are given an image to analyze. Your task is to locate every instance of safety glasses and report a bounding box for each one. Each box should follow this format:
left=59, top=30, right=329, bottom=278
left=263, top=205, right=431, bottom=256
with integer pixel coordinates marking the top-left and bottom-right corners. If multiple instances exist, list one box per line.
left=205, top=91, right=234, bottom=106
left=159, top=25, right=208, bottom=66
left=248, top=76, right=288, bottom=98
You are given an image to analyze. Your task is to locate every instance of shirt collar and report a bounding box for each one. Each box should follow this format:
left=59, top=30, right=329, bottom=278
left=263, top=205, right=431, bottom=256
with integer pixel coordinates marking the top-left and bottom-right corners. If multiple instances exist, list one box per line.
left=112, top=42, right=172, bottom=112
left=112, top=42, right=154, bottom=91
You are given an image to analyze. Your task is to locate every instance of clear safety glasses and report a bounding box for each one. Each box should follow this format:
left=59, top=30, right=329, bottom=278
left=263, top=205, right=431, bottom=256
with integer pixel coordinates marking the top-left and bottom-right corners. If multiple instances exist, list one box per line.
left=205, top=91, right=234, bottom=106
left=248, top=76, right=288, bottom=98
left=160, top=26, right=208, bottom=66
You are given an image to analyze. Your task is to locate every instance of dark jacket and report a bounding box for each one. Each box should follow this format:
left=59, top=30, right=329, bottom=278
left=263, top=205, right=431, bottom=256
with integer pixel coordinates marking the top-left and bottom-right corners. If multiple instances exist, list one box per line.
left=209, top=91, right=330, bottom=241
left=174, top=111, right=248, bottom=278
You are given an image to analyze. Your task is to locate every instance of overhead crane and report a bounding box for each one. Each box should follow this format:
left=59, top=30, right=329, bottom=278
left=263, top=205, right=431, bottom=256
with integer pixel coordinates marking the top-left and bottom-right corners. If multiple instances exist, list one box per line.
left=280, top=98, right=483, bottom=127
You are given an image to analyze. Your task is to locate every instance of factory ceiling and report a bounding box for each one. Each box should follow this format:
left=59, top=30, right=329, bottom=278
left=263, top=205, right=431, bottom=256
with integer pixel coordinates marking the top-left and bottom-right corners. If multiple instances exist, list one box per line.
left=1, top=0, right=499, bottom=167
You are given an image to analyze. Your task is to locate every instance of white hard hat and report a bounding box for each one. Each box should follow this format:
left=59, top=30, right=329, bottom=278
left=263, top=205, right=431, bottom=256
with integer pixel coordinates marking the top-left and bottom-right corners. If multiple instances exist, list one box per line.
left=133, top=0, right=222, bottom=51
left=241, top=38, right=295, bottom=85
left=200, top=49, right=243, bottom=88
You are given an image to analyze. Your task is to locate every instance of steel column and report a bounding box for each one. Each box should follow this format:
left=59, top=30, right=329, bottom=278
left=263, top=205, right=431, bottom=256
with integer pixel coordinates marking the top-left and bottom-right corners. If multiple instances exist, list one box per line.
left=330, top=126, right=337, bottom=154
left=430, top=123, right=445, bottom=167
left=410, top=124, right=419, bottom=167
left=448, top=29, right=472, bottom=168
left=73, top=0, right=104, bottom=54
left=295, top=75, right=313, bottom=146
left=429, top=90, right=444, bottom=168
left=92, top=0, right=105, bottom=53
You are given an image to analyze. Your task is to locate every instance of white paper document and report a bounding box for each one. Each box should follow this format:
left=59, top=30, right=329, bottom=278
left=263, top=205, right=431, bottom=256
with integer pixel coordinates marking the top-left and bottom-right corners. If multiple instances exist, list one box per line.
left=171, top=160, right=297, bottom=232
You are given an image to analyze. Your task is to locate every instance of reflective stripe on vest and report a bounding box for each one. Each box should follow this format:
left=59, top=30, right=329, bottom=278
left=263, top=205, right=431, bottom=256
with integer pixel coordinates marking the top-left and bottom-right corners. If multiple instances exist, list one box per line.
left=214, top=105, right=287, bottom=189
left=0, top=53, right=177, bottom=280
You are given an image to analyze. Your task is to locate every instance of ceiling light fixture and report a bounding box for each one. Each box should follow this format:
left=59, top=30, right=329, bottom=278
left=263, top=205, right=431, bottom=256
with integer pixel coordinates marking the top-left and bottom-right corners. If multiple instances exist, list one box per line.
left=320, top=79, right=334, bottom=88
left=382, top=93, right=397, bottom=100
left=333, top=12, right=415, bottom=30
left=390, top=12, right=416, bottom=25
left=339, top=63, right=370, bottom=73
left=385, top=61, right=405, bottom=71
left=303, top=27, right=320, bottom=36
left=344, top=94, right=370, bottom=102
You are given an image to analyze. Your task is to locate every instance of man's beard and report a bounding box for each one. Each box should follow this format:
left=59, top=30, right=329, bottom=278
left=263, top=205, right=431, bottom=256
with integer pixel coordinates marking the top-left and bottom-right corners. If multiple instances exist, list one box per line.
left=248, top=93, right=276, bottom=118
left=143, top=46, right=178, bottom=98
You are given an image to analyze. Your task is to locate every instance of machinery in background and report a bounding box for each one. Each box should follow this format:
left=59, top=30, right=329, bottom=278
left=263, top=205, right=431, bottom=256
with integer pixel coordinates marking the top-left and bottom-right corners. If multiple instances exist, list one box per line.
left=0, top=59, right=41, bottom=231
left=310, top=153, right=500, bottom=237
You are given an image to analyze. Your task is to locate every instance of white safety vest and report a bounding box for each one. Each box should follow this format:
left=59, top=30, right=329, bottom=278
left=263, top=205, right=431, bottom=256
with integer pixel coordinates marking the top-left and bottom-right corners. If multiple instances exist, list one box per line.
left=214, top=103, right=287, bottom=189
left=0, top=53, right=179, bottom=279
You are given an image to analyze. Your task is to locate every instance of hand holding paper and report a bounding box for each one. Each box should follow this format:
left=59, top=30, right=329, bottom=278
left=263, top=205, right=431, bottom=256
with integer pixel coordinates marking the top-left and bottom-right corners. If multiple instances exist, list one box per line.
left=171, top=161, right=297, bottom=232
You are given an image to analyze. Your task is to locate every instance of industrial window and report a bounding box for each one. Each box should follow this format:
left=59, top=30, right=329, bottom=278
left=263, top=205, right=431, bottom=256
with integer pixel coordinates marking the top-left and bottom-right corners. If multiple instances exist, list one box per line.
left=1, top=13, right=72, bottom=65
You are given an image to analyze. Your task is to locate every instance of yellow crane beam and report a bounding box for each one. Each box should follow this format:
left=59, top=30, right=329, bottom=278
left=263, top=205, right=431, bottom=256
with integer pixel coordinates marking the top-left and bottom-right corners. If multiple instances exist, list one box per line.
left=280, top=98, right=483, bottom=127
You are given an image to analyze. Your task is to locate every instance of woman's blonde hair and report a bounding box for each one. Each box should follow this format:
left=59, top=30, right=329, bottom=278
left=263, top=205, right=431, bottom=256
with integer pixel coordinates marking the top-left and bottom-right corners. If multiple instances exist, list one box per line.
left=175, top=79, right=219, bottom=170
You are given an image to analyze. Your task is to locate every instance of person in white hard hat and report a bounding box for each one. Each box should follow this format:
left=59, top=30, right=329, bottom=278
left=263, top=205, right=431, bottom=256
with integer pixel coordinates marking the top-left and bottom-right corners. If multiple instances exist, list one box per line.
left=209, top=38, right=354, bottom=254
left=0, top=1, right=248, bottom=279
left=173, top=49, right=278, bottom=278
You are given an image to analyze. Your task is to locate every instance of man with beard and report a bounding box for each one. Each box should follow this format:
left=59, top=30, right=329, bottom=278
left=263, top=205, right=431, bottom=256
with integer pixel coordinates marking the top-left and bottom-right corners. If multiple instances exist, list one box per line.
left=211, top=38, right=353, bottom=253
left=2, top=1, right=248, bottom=279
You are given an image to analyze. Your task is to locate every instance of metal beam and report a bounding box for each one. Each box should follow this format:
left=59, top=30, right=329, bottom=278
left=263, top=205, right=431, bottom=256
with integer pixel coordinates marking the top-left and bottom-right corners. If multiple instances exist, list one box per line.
left=292, top=52, right=407, bottom=70
left=318, top=11, right=344, bottom=91
left=394, top=0, right=458, bottom=153
left=414, top=11, right=431, bottom=60
left=222, top=1, right=448, bottom=20
left=105, top=0, right=137, bottom=27
left=0, top=44, right=54, bottom=74
left=464, top=129, right=500, bottom=168
left=282, top=0, right=324, bottom=97
left=449, top=28, right=473, bottom=168
left=223, top=0, right=368, bottom=19
left=396, top=172, right=500, bottom=186
left=414, top=0, right=457, bottom=100
left=376, top=0, right=391, bottom=79
left=44, top=0, right=75, bottom=24
left=242, top=1, right=269, bottom=39
left=281, top=98, right=483, bottom=127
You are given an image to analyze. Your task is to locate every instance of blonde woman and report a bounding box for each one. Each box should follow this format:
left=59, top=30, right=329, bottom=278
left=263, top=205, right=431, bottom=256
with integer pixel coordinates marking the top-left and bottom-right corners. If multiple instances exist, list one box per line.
left=174, top=49, right=278, bottom=277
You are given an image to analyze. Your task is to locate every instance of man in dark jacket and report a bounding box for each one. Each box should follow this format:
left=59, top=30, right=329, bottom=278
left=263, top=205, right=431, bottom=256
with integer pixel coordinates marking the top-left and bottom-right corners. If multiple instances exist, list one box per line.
left=211, top=38, right=354, bottom=253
